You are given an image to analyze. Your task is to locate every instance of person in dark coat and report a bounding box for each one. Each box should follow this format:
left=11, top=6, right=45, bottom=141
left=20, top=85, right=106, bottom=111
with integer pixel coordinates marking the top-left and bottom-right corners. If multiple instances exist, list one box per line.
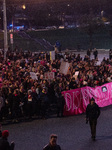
left=19, top=86, right=26, bottom=117
left=43, top=134, right=61, bottom=150
left=55, top=88, right=65, bottom=117
left=69, top=77, right=77, bottom=89
left=0, top=124, right=2, bottom=137
left=87, top=49, right=91, bottom=58
left=86, top=97, right=100, bottom=141
left=31, top=86, right=38, bottom=116
left=12, top=89, right=21, bottom=122
left=7, top=88, right=13, bottom=119
left=109, top=49, right=112, bottom=60
left=40, top=87, right=49, bottom=119
left=93, top=48, right=98, bottom=60
left=0, top=92, right=4, bottom=122
left=25, top=90, right=34, bottom=119
left=0, top=130, right=15, bottom=150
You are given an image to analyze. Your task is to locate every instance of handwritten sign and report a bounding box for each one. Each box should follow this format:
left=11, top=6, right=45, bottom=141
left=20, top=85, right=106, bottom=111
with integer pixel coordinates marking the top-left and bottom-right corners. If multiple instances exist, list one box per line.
left=59, top=61, right=69, bottom=75
left=44, top=72, right=55, bottom=80
left=30, top=72, right=38, bottom=80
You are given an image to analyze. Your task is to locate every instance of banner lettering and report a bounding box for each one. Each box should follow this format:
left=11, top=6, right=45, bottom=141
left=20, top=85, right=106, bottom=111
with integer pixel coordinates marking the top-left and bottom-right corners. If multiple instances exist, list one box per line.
left=63, top=82, right=112, bottom=116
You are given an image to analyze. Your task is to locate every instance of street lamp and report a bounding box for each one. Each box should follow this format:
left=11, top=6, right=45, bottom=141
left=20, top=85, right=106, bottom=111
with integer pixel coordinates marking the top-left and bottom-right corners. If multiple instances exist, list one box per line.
left=3, top=0, right=8, bottom=60
left=22, top=4, right=26, bottom=10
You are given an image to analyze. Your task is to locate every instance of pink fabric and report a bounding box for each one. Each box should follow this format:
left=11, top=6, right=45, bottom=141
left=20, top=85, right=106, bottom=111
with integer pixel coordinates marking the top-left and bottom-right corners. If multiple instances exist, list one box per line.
left=0, top=83, right=2, bottom=88
left=40, top=60, right=45, bottom=66
left=62, top=82, right=112, bottom=116
left=8, top=62, right=11, bottom=65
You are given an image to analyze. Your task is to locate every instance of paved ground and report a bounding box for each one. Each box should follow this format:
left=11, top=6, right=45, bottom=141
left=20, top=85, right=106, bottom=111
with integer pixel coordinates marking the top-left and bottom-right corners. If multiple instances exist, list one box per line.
left=2, top=105, right=112, bottom=150
left=69, top=49, right=109, bottom=62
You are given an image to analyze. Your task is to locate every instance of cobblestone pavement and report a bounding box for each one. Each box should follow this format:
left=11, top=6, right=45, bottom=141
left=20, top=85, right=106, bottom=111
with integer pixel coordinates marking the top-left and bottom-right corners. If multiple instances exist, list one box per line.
left=2, top=105, right=112, bottom=150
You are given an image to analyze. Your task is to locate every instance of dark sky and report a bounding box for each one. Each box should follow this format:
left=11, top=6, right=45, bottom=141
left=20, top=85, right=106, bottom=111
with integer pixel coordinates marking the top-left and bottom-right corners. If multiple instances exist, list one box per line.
left=0, top=0, right=75, bottom=3
left=0, top=0, right=111, bottom=6
left=0, top=0, right=69, bottom=6
left=0, top=0, right=112, bottom=15
left=2, top=0, right=110, bottom=4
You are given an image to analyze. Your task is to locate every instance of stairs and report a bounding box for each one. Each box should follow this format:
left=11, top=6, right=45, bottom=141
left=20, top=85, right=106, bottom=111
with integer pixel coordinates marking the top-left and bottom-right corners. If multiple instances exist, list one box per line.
left=17, top=31, right=54, bottom=51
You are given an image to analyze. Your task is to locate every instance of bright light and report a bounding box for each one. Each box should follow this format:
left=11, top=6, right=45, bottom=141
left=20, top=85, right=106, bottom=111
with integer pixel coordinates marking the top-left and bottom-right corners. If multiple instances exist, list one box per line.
left=17, top=27, right=20, bottom=30
left=22, top=5, right=26, bottom=9
left=10, top=24, right=13, bottom=27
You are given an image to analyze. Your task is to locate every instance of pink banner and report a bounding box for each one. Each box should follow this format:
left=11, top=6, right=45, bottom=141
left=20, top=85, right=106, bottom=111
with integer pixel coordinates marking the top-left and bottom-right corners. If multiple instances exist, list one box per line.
left=0, top=83, right=2, bottom=88
left=63, top=82, right=112, bottom=116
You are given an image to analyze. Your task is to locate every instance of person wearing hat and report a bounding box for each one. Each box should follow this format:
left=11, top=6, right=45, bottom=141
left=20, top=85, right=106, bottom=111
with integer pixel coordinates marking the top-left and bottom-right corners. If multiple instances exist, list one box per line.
left=43, top=134, right=61, bottom=150
left=0, top=130, right=15, bottom=150
left=86, top=97, right=100, bottom=141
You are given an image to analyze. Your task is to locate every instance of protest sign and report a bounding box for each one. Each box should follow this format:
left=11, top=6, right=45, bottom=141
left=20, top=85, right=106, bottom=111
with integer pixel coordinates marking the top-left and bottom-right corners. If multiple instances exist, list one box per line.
left=30, top=72, right=38, bottom=80
left=62, top=82, right=112, bottom=116
left=44, top=72, right=55, bottom=80
left=96, top=61, right=101, bottom=66
left=73, top=71, right=79, bottom=80
left=50, top=51, right=55, bottom=61
left=59, top=61, right=69, bottom=75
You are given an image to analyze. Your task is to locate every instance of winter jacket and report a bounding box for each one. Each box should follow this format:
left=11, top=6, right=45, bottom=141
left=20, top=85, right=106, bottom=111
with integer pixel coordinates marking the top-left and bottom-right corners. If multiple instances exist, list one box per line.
left=86, top=103, right=100, bottom=120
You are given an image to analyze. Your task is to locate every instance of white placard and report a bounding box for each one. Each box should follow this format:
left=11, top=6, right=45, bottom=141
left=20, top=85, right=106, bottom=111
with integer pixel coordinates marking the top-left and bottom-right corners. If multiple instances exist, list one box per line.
left=30, top=72, right=38, bottom=80
left=44, top=72, right=55, bottom=80
left=50, top=51, right=55, bottom=61
left=59, top=61, right=69, bottom=75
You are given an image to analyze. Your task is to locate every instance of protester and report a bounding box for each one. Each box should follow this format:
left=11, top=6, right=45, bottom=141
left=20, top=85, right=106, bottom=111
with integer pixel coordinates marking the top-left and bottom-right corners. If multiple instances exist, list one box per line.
left=39, top=87, right=49, bottom=119
left=25, top=90, right=34, bottom=119
left=12, top=89, right=21, bottom=123
left=0, top=48, right=111, bottom=122
left=69, top=77, right=77, bottom=89
left=87, top=49, right=91, bottom=58
left=55, top=88, right=65, bottom=117
left=0, top=130, right=15, bottom=150
left=0, top=92, right=4, bottom=122
left=93, top=48, right=98, bottom=60
left=86, top=97, right=100, bottom=141
left=0, top=124, right=2, bottom=137
left=109, top=49, right=112, bottom=60
left=43, top=134, right=61, bottom=150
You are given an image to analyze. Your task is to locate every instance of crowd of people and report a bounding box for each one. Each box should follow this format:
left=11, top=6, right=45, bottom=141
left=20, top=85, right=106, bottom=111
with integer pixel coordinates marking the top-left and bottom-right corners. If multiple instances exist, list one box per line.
left=0, top=47, right=111, bottom=123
